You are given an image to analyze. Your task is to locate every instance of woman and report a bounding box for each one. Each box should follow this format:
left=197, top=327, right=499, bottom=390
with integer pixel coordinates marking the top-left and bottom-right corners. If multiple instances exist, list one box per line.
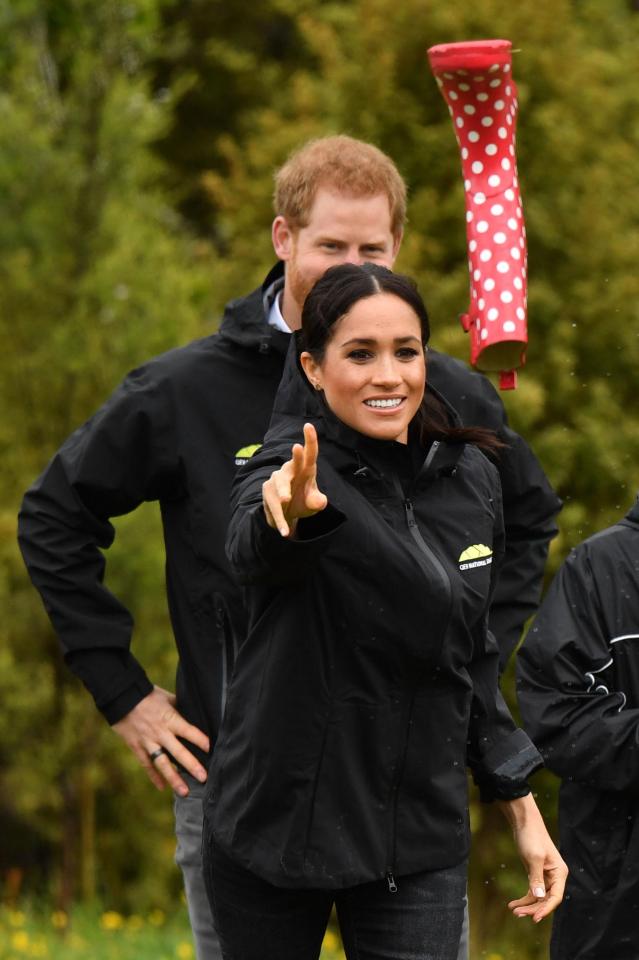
left=203, top=263, right=566, bottom=960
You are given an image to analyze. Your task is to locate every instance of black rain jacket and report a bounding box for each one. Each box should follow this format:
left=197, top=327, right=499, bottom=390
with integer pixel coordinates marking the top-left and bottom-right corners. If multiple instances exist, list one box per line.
left=273, top=330, right=562, bottom=670
left=18, top=263, right=559, bottom=761
left=517, top=496, right=639, bottom=960
left=17, top=269, right=290, bottom=751
left=205, top=396, right=541, bottom=890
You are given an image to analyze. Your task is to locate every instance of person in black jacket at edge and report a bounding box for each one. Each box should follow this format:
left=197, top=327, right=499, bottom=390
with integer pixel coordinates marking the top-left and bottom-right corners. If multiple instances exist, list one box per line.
left=202, top=263, right=567, bottom=960
left=517, top=495, right=639, bottom=960
left=17, top=136, right=561, bottom=960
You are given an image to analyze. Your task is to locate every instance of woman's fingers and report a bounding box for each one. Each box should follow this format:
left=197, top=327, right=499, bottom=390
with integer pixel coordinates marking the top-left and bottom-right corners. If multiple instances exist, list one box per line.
left=262, top=475, right=291, bottom=536
left=262, top=425, right=327, bottom=536
left=534, top=863, right=568, bottom=921
left=300, top=423, right=327, bottom=512
left=508, top=858, right=568, bottom=922
left=301, top=423, right=319, bottom=476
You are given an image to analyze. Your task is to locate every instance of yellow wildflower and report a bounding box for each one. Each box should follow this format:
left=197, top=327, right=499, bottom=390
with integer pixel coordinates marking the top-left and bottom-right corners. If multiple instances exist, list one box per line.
left=126, top=914, right=144, bottom=931
left=50, top=911, right=67, bottom=930
left=100, top=910, right=124, bottom=931
left=11, top=930, right=29, bottom=951
left=29, top=939, right=48, bottom=957
left=147, top=908, right=166, bottom=927
left=176, top=943, right=194, bottom=959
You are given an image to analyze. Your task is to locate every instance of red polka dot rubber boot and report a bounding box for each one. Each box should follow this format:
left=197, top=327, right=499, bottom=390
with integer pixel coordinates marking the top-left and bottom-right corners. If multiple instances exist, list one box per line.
left=428, top=39, right=527, bottom=389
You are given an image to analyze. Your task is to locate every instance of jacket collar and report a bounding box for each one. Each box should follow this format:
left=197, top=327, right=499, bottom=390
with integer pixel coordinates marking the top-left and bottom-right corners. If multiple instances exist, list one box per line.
left=217, top=262, right=290, bottom=357
left=319, top=405, right=466, bottom=482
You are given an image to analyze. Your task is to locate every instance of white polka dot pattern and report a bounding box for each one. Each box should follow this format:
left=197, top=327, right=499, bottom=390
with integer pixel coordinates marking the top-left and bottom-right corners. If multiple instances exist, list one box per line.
left=428, top=39, right=528, bottom=386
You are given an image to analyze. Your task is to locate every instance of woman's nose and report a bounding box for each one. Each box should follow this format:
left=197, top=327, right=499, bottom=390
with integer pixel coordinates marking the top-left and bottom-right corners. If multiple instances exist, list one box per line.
left=371, top=357, right=401, bottom=385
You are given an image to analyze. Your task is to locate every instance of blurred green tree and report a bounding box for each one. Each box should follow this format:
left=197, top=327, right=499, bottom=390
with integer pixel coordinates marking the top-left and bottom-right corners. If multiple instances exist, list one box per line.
left=0, top=0, right=212, bottom=912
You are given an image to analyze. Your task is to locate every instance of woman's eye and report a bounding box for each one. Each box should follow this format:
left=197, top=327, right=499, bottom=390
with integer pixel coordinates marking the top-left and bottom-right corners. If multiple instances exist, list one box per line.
left=347, top=350, right=373, bottom=361
left=397, top=348, right=420, bottom=359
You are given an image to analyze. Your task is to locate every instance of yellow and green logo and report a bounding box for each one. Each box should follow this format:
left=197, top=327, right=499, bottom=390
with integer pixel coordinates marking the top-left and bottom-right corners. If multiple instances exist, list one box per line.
left=458, top=544, right=493, bottom=571
left=235, top=443, right=262, bottom=466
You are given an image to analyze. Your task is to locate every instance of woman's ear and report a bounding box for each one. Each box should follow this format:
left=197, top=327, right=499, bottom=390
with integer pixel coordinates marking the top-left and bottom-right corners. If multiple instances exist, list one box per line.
left=300, top=351, right=322, bottom=391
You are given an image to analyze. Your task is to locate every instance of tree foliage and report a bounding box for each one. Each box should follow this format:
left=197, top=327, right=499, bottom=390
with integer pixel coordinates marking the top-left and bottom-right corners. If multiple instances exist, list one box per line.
left=0, top=0, right=212, bottom=912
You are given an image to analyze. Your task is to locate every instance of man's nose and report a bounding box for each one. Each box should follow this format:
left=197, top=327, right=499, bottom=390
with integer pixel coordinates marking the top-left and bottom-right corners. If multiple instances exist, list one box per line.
left=341, top=247, right=364, bottom=266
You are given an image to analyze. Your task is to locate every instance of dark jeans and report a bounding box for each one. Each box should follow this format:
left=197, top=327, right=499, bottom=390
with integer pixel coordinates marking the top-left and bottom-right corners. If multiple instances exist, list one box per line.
left=203, top=837, right=467, bottom=960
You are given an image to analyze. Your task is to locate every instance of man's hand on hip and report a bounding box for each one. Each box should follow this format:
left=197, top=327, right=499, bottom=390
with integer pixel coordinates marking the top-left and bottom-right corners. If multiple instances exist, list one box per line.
left=113, top=686, right=210, bottom=796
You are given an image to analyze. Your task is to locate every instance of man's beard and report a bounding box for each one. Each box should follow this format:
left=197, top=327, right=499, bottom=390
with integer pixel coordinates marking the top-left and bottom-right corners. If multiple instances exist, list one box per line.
left=286, top=258, right=316, bottom=315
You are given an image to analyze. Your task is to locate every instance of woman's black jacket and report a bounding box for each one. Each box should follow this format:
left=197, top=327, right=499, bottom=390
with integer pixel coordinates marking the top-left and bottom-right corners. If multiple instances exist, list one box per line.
left=205, top=400, right=541, bottom=890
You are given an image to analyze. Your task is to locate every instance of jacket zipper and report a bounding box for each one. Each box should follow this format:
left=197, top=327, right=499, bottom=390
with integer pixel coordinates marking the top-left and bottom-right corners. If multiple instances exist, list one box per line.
left=383, top=443, right=454, bottom=892
left=385, top=686, right=417, bottom=894
left=404, top=497, right=451, bottom=596
left=402, top=439, right=453, bottom=650
left=390, top=441, right=450, bottom=597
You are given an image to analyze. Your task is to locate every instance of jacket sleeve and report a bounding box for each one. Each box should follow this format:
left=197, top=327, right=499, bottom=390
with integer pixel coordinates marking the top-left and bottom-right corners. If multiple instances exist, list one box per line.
left=489, top=425, right=562, bottom=671
left=226, top=450, right=346, bottom=586
left=517, top=547, right=639, bottom=793
left=17, top=366, right=183, bottom=724
left=428, top=351, right=562, bottom=670
left=465, top=476, right=543, bottom=800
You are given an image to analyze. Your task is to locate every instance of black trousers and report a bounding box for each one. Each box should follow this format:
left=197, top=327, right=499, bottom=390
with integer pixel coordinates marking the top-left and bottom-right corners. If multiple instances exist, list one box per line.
left=203, top=835, right=467, bottom=960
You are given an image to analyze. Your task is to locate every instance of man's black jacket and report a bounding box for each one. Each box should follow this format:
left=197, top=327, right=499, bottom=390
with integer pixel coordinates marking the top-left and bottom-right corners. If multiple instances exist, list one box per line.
left=517, top=496, right=639, bottom=960
left=18, top=263, right=561, bottom=762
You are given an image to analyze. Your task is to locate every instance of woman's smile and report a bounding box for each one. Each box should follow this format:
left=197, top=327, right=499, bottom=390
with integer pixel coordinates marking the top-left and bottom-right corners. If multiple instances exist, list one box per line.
left=363, top=396, right=405, bottom=409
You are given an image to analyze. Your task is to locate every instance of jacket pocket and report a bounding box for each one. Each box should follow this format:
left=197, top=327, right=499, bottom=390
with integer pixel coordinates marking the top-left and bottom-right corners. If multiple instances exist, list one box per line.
left=302, top=699, right=401, bottom=881
left=399, top=688, right=470, bottom=824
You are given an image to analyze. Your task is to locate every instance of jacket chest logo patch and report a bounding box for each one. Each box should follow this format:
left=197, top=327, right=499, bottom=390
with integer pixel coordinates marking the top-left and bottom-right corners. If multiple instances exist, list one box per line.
left=235, top=443, right=262, bottom=466
left=458, top=544, right=492, bottom=571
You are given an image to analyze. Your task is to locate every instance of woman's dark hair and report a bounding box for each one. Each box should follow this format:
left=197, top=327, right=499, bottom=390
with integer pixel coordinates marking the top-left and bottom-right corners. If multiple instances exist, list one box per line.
left=301, top=262, right=430, bottom=359
left=300, top=263, right=502, bottom=454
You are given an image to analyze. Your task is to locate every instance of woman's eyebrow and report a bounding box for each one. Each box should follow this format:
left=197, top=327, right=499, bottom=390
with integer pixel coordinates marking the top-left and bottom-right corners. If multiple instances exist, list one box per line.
left=339, top=335, right=421, bottom=347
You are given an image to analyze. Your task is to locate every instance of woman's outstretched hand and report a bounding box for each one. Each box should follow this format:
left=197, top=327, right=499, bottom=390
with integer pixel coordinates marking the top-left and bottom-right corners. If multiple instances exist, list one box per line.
left=262, top=423, right=328, bottom=537
left=499, top=794, right=568, bottom=923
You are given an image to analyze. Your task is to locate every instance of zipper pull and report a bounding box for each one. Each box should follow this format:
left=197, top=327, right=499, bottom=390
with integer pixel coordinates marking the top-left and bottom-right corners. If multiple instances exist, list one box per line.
left=404, top=499, right=417, bottom=528
left=386, top=872, right=398, bottom=894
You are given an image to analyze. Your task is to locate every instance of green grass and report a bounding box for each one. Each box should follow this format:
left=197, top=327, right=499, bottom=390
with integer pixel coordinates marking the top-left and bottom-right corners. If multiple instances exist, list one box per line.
left=0, top=903, right=345, bottom=960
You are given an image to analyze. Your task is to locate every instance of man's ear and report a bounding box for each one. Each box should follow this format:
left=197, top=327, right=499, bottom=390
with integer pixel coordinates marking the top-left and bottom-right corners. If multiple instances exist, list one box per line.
left=272, top=216, right=295, bottom=261
left=299, top=351, right=322, bottom=390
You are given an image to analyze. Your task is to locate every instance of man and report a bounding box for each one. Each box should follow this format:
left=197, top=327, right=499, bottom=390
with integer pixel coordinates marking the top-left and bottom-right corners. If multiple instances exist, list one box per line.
left=18, top=135, right=561, bottom=959
left=517, top=494, right=639, bottom=960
